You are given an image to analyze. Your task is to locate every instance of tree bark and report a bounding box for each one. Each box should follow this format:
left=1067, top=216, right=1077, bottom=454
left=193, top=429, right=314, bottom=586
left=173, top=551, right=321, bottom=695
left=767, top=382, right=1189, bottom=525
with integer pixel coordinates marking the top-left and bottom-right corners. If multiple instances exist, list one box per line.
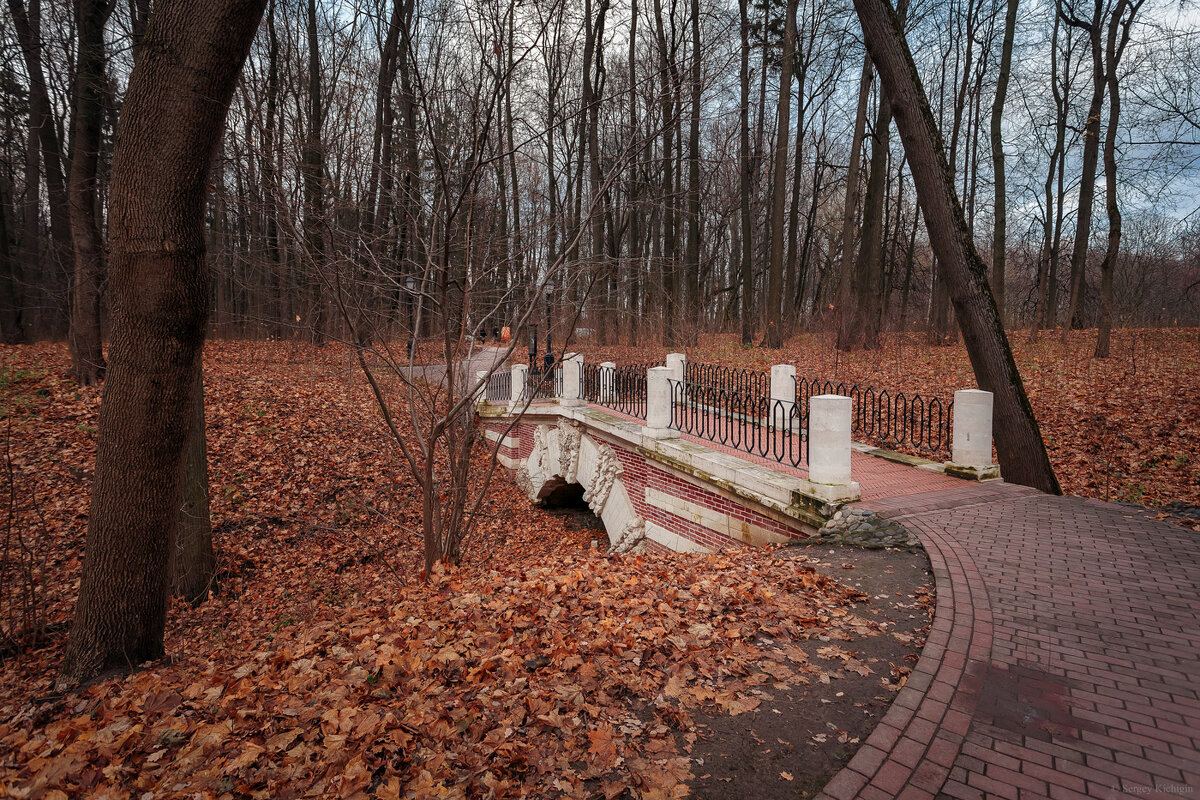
left=60, top=0, right=267, bottom=686
left=1094, top=0, right=1140, bottom=358
left=849, top=62, right=897, bottom=350
left=173, top=362, right=214, bottom=604
left=738, top=0, right=753, bottom=346
left=1031, top=11, right=1067, bottom=341
left=990, top=0, right=1018, bottom=324
left=765, top=0, right=797, bottom=349
left=302, top=0, right=327, bottom=345
left=67, top=0, right=111, bottom=386
left=852, top=0, right=1061, bottom=494
left=835, top=57, right=871, bottom=349
left=653, top=0, right=678, bottom=346
left=1061, top=0, right=1105, bottom=336
left=685, top=0, right=702, bottom=337
left=8, top=0, right=73, bottom=338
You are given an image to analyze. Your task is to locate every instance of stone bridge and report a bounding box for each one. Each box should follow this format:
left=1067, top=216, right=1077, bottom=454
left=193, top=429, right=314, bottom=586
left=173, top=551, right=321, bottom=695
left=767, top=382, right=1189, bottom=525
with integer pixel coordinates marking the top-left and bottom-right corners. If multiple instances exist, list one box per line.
left=476, top=354, right=997, bottom=553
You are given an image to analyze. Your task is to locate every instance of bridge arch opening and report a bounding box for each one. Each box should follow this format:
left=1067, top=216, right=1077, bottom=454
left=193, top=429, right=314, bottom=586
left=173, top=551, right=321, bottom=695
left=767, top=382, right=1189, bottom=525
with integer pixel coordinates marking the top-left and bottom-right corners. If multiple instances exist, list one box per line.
left=535, top=477, right=609, bottom=543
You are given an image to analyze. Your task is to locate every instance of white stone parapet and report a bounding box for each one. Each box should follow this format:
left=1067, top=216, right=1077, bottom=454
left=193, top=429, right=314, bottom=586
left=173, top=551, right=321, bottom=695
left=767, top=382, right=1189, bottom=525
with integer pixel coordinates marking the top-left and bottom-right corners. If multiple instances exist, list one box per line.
left=561, top=353, right=583, bottom=406
left=808, top=394, right=853, bottom=486
left=947, top=389, right=999, bottom=480
left=644, top=365, right=679, bottom=439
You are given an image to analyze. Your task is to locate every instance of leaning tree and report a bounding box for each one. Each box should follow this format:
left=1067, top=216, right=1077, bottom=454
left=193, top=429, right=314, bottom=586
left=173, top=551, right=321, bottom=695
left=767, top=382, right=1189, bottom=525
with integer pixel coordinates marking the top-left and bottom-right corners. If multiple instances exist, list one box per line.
left=852, top=0, right=1061, bottom=495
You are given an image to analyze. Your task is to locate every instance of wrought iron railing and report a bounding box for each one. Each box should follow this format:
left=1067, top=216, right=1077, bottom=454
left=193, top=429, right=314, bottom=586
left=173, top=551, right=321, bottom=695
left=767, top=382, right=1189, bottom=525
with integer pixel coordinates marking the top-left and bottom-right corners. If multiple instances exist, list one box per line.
left=685, top=361, right=770, bottom=397
left=486, top=371, right=511, bottom=403
left=581, top=362, right=653, bottom=419
left=795, top=378, right=952, bottom=459
left=524, top=362, right=562, bottom=401
left=671, top=380, right=806, bottom=467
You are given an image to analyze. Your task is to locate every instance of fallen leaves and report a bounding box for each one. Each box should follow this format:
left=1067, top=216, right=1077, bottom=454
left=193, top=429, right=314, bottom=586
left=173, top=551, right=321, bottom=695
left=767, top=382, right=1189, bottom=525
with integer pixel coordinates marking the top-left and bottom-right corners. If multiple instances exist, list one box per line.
left=0, top=342, right=911, bottom=799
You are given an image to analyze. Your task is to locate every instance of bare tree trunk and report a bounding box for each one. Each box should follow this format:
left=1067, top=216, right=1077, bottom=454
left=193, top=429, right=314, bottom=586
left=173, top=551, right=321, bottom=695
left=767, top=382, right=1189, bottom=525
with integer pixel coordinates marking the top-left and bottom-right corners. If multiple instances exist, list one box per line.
left=850, top=46, right=900, bottom=350
left=852, top=0, right=1061, bottom=494
left=685, top=0, right=702, bottom=338
left=68, top=0, right=111, bottom=386
left=303, top=0, right=327, bottom=345
left=990, top=0, right=1017, bottom=324
left=897, top=203, right=920, bottom=330
left=1031, top=12, right=1067, bottom=341
left=627, top=0, right=642, bottom=346
left=738, top=0, right=753, bottom=346
left=0, top=174, right=20, bottom=342
left=653, top=0, right=678, bottom=346
left=1094, top=0, right=1140, bottom=358
left=584, top=0, right=610, bottom=343
left=1061, top=0, right=1105, bottom=337
left=173, top=362, right=214, bottom=604
left=8, top=0, right=73, bottom=338
left=835, top=57, right=871, bottom=349
left=60, top=0, right=267, bottom=685
left=765, top=0, right=797, bottom=349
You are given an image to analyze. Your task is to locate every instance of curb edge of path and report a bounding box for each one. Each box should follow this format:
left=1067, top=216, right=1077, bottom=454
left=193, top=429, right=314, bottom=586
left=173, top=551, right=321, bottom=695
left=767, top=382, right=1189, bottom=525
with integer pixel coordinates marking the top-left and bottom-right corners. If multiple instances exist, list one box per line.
left=817, top=514, right=994, bottom=800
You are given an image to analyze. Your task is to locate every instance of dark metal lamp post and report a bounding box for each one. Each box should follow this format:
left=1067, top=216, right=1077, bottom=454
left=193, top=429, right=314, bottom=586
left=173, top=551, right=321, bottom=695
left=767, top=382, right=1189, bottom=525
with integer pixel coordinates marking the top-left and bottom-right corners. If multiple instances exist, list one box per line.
left=544, top=289, right=554, bottom=369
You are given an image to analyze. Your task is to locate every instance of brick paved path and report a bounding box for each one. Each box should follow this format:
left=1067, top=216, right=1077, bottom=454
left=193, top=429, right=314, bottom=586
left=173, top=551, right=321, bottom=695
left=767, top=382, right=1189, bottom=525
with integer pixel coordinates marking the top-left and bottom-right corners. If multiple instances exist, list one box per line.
left=533, top=398, right=1200, bottom=797
left=819, top=481, right=1200, bottom=800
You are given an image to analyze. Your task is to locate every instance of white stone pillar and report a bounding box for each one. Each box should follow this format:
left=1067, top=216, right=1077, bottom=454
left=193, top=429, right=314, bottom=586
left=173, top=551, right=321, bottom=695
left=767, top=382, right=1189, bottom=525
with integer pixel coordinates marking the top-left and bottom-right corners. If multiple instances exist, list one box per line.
left=665, top=352, right=686, bottom=404
left=561, top=353, right=583, bottom=406
left=599, top=361, right=616, bottom=403
left=770, top=364, right=797, bottom=430
left=665, top=352, right=686, bottom=381
left=809, top=394, right=852, bottom=485
left=510, top=364, right=528, bottom=410
left=644, top=365, right=679, bottom=439
left=947, top=389, right=999, bottom=479
left=475, top=370, right=489, bottom=405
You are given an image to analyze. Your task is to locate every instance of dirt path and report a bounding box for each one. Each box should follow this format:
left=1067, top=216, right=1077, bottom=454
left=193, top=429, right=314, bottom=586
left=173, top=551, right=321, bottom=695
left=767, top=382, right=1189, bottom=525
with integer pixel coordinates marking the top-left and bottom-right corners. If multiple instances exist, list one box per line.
left=687, top=544, right=933, bottom=799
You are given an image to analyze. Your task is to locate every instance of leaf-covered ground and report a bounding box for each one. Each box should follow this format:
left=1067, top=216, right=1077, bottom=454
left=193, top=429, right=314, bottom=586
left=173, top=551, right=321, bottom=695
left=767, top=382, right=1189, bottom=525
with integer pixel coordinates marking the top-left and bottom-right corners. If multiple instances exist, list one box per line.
left=570, top=327, right=1200, bottom=513
left=0, top=342, right=928, bottom=799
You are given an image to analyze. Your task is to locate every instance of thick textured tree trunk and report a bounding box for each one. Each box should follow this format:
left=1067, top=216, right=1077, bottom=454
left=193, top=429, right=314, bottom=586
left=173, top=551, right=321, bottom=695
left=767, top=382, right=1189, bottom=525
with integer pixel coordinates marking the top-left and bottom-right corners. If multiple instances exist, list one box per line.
left=852, top=0, right=1061, bottom=494
left=60, top=0, right=267, bottom=686
left=173, top=363, right=214, bottom=604
left=764, top=0, right=796, bottom=349
left=67, top=0, right=111, bottom=386
left=990, top=0, right=1017, bottom=324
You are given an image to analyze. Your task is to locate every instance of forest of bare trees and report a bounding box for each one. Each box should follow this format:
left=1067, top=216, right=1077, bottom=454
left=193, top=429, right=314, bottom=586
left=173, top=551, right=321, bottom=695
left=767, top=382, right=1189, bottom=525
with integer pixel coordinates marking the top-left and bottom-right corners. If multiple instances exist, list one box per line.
left=2, top=0, right=1198, bottom=361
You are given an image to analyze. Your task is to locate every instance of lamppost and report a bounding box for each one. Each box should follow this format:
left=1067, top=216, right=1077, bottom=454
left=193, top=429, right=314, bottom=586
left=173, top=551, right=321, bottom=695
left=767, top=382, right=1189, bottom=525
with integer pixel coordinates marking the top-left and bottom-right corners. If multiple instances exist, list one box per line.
left=544, top=288, right=554, bottom=369
left=528, top=322, right=538, bottom=370
left=405, top=275, right=416, bottom=359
